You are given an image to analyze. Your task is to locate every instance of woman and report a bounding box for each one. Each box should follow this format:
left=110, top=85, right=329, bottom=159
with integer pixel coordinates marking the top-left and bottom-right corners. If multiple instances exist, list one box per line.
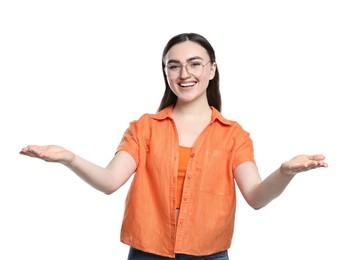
left=20, top=33, right=328, bottom=259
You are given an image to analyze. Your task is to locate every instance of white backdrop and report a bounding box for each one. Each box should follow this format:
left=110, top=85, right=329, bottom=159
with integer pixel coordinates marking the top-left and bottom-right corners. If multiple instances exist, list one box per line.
left=1, top=1, right=360, bottom=259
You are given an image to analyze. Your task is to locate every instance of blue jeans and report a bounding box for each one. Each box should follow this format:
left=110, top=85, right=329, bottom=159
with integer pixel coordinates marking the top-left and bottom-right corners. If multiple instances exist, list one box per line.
left=127, top=247, right=229, bottom=260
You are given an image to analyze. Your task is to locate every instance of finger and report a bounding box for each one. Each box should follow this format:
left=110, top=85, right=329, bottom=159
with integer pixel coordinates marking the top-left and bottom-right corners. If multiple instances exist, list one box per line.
left=299, top=161, right=327, bottom=172
left=292, top=161, right=319, bottom=171
left=20, top=146, right=31, bottom=153
left=309, top=154, right=325, bottom=161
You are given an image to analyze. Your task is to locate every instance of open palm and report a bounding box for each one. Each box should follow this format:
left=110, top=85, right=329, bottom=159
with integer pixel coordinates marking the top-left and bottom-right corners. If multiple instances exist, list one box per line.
left=281, top=154, right=328, bottom=176
left=20, top=145, right=75, bottom=165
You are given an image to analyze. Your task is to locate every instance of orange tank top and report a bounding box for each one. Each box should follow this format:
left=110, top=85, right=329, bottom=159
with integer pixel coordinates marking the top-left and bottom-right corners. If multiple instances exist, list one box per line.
left=176, top=146, right=192, bottom=209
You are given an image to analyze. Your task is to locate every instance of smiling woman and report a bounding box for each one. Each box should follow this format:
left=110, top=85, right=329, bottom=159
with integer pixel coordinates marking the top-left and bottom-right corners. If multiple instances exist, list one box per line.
left=19, top=32, right=327, bottom=259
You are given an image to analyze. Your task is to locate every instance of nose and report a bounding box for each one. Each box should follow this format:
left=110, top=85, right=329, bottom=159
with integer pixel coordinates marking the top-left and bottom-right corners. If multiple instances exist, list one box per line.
left=179, top=64, right=191, bottom=78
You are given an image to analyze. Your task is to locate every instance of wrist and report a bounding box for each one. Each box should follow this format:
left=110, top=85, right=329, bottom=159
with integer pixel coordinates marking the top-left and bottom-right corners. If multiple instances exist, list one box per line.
left=62, top=152, right=76, bottom=167
left=279, top=165, right=296, bottom=177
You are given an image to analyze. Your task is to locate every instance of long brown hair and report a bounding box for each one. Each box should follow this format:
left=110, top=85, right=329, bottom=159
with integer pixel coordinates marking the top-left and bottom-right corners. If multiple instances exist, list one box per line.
left=158, top=33, right=221, bottom=112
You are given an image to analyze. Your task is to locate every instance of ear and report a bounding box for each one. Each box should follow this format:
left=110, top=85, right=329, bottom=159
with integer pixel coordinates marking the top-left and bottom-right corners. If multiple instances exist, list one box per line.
left=209, top=62, right=217, bottom=80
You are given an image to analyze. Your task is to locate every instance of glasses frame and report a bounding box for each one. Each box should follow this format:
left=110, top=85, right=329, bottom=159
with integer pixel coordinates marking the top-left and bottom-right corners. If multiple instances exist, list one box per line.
left=164, top=59, right=212, bottom=79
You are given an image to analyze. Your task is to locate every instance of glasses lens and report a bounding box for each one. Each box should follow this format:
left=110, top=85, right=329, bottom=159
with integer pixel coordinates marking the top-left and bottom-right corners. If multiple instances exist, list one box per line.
left=186, top=61, right=204, bottom=76
left=166, top=63, right=181, bottom=78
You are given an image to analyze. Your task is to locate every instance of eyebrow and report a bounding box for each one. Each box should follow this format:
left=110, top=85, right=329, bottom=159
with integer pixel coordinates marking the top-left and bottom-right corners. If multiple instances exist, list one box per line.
left=166, top=56, right=204, bottom=64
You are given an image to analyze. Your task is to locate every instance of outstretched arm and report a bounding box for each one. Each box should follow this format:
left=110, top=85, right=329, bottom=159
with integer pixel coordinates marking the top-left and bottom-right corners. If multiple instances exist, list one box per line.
left=20, top=145, right=136, bottom=194
left=234, top=154, right=328, bottom=209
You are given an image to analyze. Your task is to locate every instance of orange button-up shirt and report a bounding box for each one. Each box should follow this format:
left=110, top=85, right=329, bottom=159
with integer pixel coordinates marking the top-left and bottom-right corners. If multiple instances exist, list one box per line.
left=117, top=106, right=255, bottom=258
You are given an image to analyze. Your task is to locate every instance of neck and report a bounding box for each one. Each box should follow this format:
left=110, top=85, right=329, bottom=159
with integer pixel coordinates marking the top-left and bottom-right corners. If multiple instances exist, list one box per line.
left=173, top=99, right=211, bottom=119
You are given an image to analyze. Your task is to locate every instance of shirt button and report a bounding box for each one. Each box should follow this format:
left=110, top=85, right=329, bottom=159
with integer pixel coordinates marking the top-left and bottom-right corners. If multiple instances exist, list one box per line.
left=183, top=197, right=188, bottom=201
left=190, top=153, right=195, bottom=158
left=187, top=176, right=191, bottom=180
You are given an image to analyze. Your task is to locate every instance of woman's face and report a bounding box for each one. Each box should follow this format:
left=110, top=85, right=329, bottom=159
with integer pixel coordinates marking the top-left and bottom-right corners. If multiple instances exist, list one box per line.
left=163, top=41, right=216, bottom=104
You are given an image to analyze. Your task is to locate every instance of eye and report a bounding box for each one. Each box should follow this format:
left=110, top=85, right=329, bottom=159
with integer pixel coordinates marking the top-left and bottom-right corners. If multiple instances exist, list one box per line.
left=189, top=61, right=202, bottom=68
left=167, top=63, right=181, bottom=71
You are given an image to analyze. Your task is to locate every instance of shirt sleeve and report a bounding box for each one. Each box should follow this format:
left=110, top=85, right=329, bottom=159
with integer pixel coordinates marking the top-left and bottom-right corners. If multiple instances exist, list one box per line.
left=116, top=120, right=140, bottom=167
left=232, top=131, right=256, bottom=172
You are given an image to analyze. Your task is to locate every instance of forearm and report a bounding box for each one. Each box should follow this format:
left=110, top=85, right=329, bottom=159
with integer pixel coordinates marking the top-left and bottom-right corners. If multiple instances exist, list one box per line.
left=249, top=168, right=295, bottom=209
left=65, top=155, right=118, bottom=194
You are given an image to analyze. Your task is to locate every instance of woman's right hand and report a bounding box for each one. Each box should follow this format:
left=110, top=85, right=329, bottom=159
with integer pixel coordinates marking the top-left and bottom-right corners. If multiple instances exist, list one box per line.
left=20, top=145, right=75, bottom=165
left=20, top=145, right=136, bottom=194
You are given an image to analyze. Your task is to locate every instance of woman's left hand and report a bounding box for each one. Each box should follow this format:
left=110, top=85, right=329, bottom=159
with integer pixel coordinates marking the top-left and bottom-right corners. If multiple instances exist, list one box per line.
left=280, top=154, right=328, bottom=176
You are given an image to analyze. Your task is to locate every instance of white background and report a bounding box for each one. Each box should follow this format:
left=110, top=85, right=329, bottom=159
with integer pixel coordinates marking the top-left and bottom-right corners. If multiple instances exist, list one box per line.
left=1, top=0, right=360, bottom=259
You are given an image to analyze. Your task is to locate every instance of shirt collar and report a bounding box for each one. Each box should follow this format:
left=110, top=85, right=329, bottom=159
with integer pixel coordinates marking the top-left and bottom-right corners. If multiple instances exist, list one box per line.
left=151, top=106, right=232, bottom=126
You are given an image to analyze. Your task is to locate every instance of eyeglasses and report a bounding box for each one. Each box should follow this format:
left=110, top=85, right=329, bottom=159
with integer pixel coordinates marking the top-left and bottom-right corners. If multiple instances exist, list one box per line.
left=164, top=60, right=211, bottom=79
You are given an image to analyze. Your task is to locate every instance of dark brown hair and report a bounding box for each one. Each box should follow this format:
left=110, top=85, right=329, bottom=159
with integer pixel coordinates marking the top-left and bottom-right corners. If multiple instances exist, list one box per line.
left=158, top=33, right=221, bottom=112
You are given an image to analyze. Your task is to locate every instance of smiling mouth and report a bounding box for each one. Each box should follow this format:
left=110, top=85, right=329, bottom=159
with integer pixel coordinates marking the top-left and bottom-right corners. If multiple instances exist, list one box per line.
left=179, top=82, right=196, bottom=88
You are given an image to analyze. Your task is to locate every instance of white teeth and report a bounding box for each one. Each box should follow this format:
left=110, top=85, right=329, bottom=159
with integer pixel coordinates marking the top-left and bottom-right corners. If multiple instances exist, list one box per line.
left=180, top=82, right=195, bottom=87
